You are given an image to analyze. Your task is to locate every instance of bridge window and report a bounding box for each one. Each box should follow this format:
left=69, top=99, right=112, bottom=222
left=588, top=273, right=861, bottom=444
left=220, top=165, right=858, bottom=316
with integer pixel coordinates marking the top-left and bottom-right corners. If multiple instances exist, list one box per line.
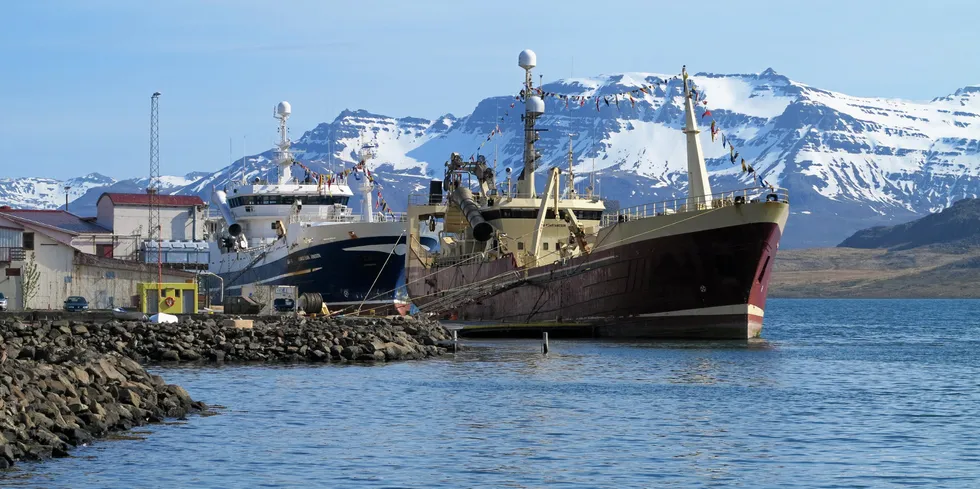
left=228, top=195, right=350, bottom=207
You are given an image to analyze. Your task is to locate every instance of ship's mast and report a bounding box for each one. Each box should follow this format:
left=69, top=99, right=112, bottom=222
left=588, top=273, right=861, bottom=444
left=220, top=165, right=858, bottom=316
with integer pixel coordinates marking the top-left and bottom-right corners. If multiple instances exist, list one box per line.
left=274, top=101, right=293, bottom=185
left=681, top=67, right=712, bottom=204
left=358, top=139, right=377, bottom=223
left=518, top=49, right=544, bottom=198
left=566, top=131, right=577, bottom=198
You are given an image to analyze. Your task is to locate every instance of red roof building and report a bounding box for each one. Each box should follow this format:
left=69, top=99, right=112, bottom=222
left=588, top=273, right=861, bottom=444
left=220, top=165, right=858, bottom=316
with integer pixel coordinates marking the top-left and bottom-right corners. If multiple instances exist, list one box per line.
left=0, top=207, right=111, bottom=234
left=95, top=192, right=207, bottom=245
left=97, top=193, right=204, bottom=207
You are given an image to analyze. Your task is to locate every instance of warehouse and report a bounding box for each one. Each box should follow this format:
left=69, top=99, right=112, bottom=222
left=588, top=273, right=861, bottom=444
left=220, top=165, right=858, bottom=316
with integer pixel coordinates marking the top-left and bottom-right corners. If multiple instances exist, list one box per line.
left=0, top=207, right=194, bottom=311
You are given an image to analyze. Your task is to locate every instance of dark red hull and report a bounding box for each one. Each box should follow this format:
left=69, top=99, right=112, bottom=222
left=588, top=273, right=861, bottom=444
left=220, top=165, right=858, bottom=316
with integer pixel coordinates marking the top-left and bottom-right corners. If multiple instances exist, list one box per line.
left=408, top=221, right=782, bottom=339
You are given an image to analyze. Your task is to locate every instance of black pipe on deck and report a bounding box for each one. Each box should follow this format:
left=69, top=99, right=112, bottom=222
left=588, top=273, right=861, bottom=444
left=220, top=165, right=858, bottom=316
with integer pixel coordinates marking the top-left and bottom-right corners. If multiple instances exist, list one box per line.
left=450, top=187, right=494, bottom=242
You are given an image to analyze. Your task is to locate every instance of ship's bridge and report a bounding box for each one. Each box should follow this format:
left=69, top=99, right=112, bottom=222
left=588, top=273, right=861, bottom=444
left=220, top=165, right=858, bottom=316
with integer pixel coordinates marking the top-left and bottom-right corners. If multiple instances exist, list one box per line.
left=222, top=182, right=357, bottom=241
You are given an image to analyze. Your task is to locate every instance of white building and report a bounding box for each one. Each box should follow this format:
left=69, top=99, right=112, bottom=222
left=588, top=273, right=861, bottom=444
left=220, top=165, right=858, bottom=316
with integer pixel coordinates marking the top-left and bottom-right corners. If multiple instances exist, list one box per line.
left=95, top=193, right=206, bottom=258
left=0, top=207, right=194, bottom=311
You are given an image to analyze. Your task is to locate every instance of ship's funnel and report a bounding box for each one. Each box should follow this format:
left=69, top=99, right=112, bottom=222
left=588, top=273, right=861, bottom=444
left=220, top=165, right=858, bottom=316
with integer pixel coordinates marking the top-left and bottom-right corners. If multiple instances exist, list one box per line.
left=450, top=187, right=493, bottom=242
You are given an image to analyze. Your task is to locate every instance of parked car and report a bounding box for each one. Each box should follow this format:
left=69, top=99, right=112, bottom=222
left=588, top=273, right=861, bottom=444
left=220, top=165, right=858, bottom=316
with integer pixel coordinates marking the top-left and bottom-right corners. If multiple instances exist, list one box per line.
left=0, top=292, right=7, bottom=311
left=63, top=296, right=89, bottom=312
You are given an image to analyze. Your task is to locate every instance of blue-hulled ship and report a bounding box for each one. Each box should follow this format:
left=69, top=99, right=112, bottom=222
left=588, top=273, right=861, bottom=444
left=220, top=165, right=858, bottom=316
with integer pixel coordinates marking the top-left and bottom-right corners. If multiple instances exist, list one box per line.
left=208, top=101, right=434, bottom=315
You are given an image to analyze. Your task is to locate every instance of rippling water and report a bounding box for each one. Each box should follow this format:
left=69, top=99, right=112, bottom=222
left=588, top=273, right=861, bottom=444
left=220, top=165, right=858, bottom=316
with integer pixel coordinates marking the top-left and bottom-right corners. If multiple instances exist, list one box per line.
left=4, top=299, right=980, bottom=488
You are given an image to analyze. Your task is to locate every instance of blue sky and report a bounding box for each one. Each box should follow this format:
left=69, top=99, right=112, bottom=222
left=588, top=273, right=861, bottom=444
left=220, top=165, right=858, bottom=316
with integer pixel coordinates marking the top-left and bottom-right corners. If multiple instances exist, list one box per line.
left=1, top=0, right=977, bottom=180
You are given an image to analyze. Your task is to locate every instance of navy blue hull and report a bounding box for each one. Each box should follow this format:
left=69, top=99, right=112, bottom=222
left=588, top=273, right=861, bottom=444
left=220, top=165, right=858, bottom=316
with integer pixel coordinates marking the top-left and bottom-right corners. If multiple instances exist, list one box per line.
left=218, top=235, right=419, bottom=311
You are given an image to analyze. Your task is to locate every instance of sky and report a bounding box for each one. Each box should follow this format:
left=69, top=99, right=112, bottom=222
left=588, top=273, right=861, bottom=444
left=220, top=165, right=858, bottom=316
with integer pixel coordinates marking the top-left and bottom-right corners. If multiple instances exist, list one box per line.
left=1, top=0, right=978, bottom=180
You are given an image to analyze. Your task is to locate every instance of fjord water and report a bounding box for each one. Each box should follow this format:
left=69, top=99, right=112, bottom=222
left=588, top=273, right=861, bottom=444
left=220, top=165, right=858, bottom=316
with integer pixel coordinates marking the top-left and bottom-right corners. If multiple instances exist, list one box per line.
left=5, top=299, right=980, bottom=488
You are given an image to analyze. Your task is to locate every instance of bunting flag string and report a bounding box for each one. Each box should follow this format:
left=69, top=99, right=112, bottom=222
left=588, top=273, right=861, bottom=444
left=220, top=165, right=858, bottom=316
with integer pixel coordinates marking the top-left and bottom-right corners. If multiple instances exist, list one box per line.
left=688, top=76, right=775, bottom=190
left=290, top=158, right=397, bottom=217
left=512, top=73, right=686, bottom=114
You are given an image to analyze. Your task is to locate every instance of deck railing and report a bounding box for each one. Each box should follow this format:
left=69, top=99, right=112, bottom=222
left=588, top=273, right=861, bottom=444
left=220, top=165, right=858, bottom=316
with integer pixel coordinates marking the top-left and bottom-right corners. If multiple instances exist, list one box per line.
left=601, top=187, right=789, bottom=227
left=292, top=210, right=407, bottom=224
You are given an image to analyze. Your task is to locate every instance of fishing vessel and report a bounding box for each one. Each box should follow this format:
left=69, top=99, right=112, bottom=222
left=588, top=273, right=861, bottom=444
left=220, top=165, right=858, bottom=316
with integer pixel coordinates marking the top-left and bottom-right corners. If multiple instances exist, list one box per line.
left=403, top=50, right=790, bottom=338
left=208, top=101, right=425, bottom=315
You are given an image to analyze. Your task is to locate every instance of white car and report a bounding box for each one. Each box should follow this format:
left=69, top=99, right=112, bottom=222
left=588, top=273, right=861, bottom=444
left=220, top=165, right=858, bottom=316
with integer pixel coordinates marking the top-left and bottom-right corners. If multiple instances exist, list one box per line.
left=0, top=292, right=7, bottom=311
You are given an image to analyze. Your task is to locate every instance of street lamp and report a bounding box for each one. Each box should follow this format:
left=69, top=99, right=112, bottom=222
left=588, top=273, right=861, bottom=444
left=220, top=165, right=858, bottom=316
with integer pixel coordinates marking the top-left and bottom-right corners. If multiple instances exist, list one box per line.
left=64, top=185, right=72, bottom=211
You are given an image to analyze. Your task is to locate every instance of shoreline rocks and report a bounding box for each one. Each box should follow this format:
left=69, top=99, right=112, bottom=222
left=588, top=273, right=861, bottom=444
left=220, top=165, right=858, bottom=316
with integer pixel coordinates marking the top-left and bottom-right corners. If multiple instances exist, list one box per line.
left=1, top=315, right=451, bottom=365
left=0, top=315, right=451, bottom=469
left=0, top=348, right=206, bottom=469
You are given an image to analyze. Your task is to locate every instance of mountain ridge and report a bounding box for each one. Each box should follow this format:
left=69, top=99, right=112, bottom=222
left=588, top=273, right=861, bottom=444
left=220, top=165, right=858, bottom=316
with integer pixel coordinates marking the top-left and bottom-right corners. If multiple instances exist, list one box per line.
left=3, top=68, right=979, bottom=248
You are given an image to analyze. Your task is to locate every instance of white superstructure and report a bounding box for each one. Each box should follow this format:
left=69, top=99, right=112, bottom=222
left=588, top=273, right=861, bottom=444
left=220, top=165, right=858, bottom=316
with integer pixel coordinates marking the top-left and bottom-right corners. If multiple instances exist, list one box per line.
left=207, top=101, right=410, bottom=313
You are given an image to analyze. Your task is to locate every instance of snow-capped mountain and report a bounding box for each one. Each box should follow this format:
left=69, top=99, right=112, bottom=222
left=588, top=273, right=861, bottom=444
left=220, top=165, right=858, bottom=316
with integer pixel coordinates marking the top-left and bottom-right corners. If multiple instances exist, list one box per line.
left=0, top=173, right=115, bottom=211
left=4, top=69, right=980, bottom=248
left=0, top=172, right=206, bottom=216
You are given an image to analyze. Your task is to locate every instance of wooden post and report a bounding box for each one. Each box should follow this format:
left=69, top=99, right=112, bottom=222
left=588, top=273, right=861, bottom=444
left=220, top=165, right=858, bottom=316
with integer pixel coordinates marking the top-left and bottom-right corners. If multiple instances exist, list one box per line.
left=452, top=329, right=458, bottom=354
left=542, top=332, right=549, bottom=355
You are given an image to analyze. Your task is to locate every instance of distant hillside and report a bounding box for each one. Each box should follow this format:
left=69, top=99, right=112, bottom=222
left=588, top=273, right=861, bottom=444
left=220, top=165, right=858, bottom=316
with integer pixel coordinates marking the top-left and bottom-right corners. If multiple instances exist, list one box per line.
left=770, top=200, right=980, bottom=297
left=838, top=198, right=980, bottom=250
left=770, top=247, right=980, bottom=298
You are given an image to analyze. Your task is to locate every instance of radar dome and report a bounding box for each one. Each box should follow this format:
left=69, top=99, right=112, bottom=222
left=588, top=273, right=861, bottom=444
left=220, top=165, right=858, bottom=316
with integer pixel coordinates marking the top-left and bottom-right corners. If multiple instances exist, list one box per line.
left=518, top=49, right=537, bottom=69
left=526, top=95, right=544, bottom=115
left=276, top=101, right=292, bottom=117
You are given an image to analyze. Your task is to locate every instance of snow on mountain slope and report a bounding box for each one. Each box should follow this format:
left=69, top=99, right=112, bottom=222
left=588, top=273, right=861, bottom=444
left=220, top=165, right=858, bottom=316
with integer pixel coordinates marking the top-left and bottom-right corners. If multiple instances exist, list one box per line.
left=0, top=173, right=114, bottom=211
left=0, top=172, right=210, bottom=216
left=4, top=68, right=980, bottom=248
left=172, top=109, right=452, bottom=214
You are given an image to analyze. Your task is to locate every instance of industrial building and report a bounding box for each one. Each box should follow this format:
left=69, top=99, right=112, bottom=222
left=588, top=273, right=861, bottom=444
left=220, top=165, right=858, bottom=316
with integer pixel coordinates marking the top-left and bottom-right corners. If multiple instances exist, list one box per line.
left=0, top=207, right=195, bottom=311
left=95, top=192, right=207, bottom=260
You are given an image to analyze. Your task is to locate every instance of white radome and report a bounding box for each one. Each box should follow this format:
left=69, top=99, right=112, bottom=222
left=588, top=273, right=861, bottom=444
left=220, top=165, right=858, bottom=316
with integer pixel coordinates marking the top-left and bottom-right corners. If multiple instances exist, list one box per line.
left=276, top=101, right=292, bottom=117
left=526, top=95, right=544, bottom=115
left=518, top=49, right=536, bottom=69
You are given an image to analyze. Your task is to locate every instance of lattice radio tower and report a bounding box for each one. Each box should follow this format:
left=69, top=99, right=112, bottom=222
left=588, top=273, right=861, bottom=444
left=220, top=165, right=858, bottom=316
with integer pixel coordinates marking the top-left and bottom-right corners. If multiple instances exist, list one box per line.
left=149, top=92, right=163, bottom=289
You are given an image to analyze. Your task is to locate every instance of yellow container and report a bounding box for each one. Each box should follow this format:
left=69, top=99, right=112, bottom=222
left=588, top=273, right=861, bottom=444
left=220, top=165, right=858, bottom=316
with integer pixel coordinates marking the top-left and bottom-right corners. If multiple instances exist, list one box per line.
left=137, top=282, right=199, bottom=314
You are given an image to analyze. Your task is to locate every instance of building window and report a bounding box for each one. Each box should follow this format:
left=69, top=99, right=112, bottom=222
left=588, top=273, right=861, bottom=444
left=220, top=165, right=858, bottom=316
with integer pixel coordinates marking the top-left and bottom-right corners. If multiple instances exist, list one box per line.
left=22, top=232, right=34, bottom=250
left=543, top=242, right=549, bottom=250
left=517, top=242, right=524, bottom=250
left=174, top=289, right=181, bottom=297
left=97, top=244, right=114, bottom=258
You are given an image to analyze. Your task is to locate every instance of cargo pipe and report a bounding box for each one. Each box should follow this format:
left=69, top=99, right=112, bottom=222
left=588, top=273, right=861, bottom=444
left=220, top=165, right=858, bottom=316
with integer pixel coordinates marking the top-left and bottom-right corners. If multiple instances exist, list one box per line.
left=450, top=187, right=494, bottom=242
left=211, top=189, right=242, bottom=236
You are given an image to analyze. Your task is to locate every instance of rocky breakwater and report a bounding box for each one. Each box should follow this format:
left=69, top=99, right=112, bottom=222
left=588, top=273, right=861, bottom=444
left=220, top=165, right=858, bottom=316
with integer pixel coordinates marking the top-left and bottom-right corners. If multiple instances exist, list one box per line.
left=0, top=347, right=205, bottom=468
left=0, top=315, right=448, bottom=468
left=1, top=315, right=452, bottom=365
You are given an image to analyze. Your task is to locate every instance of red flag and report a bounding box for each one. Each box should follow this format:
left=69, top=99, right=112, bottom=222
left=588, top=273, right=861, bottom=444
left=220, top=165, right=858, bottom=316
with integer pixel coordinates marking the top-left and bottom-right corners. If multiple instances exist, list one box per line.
left=701, top=110, right=712, bottom=119
left=629, top=94, right=635, bottom=107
